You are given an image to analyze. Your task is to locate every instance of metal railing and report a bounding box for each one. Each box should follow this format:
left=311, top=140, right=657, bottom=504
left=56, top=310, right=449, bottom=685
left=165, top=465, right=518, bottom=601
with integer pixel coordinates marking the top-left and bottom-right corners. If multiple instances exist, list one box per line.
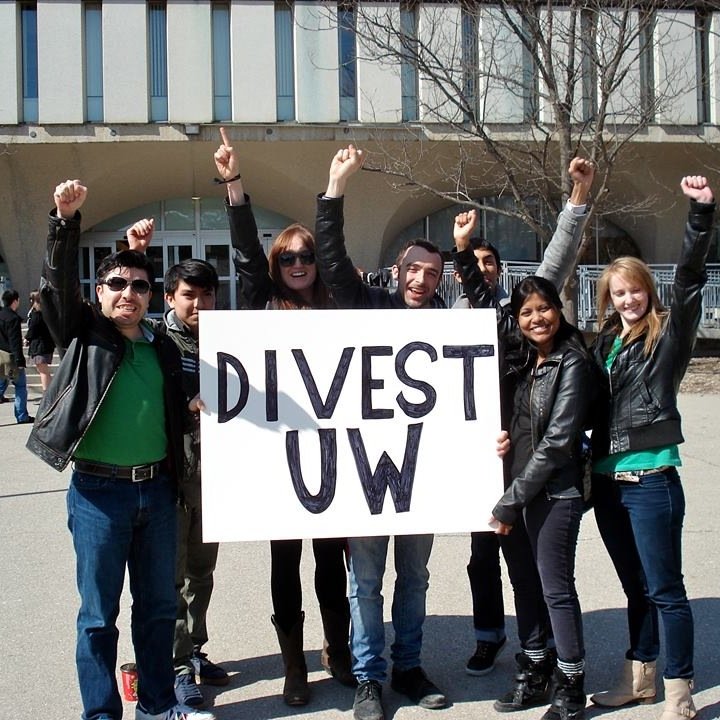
left=435, top=261, right=720, bottom=329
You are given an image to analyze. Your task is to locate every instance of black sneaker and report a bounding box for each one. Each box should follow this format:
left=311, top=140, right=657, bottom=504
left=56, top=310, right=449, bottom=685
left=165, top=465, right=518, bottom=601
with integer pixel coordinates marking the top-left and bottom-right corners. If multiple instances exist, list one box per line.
left=466, top=637, right=506, bottom=676
left=17, top=416, right=34, bottom=424
left=192, top=650, right=229, bottom=686
left=353, top=680, right=384, bottom=720
left=391, top=666, right=447, bottom=709
left=174, top=672, right=205, bottom=708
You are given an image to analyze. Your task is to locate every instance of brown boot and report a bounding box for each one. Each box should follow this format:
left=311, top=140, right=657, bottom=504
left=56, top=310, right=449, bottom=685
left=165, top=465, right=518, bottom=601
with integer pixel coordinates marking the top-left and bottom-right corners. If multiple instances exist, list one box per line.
left=659, top=678, right=696, bottom=720
left=271, top=613, right=310, bottom=706
left=319, top=605, right=357, bottom=687
left=591, top=659, right=656, bottom=707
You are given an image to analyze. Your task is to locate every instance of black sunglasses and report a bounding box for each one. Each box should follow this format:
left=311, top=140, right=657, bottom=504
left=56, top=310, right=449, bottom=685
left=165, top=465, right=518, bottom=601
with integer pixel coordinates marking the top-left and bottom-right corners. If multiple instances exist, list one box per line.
left=278, top=250, right=315, bottom=268
left=100, top=277, right=152, bottom=295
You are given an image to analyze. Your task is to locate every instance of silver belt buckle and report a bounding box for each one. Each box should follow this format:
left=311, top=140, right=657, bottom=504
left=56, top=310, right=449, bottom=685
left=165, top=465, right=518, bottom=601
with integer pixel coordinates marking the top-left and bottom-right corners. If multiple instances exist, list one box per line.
left=614, top=470, right=641, bottom=482
left=131, top=464, right=154, bottom=482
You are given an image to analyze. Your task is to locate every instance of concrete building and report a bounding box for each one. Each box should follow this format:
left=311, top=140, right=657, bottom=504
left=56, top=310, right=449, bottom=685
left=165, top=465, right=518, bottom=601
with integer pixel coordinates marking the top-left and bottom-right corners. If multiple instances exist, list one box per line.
left=0, top=1, right=718, bottom=310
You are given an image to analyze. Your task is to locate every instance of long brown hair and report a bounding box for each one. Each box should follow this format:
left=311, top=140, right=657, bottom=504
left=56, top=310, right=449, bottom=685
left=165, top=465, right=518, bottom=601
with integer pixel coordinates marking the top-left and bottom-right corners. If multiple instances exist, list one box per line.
left=267, top=223, right=331, bottom=310
left=596, top=256, right=668, bottom=356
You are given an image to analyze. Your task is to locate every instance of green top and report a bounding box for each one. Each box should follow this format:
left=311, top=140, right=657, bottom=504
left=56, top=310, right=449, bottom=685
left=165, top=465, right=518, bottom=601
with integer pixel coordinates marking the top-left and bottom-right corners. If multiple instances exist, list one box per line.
left=74, top=334, right=167, bottom=466
left=593, top=335, right=681, bottom=474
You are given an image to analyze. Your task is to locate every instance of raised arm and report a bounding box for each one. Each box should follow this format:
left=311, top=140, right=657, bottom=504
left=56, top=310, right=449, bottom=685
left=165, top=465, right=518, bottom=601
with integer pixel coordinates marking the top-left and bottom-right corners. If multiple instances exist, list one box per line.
left=126, top=218, right=155, bottom=253
left=451, top=209, right=498, bottom=309
left=536, top=157, right=594, bottom=289
left=40, top=180, right=90, bottom=349
left=214, top=126, right=246, bottom=207
left=324, top=144, right=364, bottom=199
left=215, top=128, right=272, bottom=308
left=664, top=175, right=716, bottom=386
left=315, top=145, right=371, bottom=309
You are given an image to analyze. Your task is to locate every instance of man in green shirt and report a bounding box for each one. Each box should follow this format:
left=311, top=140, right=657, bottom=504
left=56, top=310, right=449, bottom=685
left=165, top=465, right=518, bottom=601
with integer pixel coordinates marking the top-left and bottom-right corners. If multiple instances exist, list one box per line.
left=27, top=180, right=214, bottom=720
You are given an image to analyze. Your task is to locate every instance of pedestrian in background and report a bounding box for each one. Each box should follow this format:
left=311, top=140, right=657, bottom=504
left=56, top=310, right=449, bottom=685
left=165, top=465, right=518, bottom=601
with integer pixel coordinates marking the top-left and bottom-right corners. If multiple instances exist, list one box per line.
left=0, top=289, right=33, bottom=423
left=26, top=290, right=55, bottom=394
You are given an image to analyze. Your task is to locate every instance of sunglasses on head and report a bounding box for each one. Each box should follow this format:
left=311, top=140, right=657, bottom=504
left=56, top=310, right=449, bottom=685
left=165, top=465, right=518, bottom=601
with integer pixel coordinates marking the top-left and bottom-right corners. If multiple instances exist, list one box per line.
left=100, top=277, right=152, bottom=295
left=278, top=250, right=315, bottom=268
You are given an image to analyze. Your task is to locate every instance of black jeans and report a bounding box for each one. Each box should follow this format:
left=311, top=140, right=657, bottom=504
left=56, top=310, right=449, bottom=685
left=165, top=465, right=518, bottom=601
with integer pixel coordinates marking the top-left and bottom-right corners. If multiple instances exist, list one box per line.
left=270, top=537, right=349, bottom=633
left=525, top=493, right=584, bottom=663
left=468, top=514, right=551, bottom=650
left=592, top=474, right=660, bottom=662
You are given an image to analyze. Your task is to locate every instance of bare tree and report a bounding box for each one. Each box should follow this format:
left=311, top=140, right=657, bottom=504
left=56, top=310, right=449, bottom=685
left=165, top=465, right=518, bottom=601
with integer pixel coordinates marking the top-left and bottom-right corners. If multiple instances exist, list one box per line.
left=315, top=1, right=712, bottom=275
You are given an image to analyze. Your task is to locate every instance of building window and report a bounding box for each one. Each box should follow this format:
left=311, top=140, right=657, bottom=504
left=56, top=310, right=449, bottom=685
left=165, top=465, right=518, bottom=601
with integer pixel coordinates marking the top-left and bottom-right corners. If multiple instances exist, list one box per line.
left=400, top=3, right=418, bottom=122
left=149, top=1, right=168, bottom=122
left=275, top=1, right=295, bottom=121
left=462, top=8, right=479, bottom=124
left=84, top=2, right=103, bottom=122
left=580, top=9, right=597, bottom=121
left=21, top=2, right=38, bottom=123
left=521, top=16, right=539, bottom=122
left=639, top=10, right=656, bottom=122
left=212, top=2, right=231, bottom=121
left=338, top=4, right=357, bottom=121
left=696, top=8, right=711, bottom=124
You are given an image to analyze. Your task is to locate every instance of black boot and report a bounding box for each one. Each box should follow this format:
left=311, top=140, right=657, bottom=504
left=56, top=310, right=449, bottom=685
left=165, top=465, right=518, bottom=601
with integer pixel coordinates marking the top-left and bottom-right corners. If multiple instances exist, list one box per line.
left=542, top=669, right=586, bottom=720
left=494, top=653, right=554, bottom=712
left=319, top=605, right=357, bottom=687
left=271, top=612, right=310, bottom=706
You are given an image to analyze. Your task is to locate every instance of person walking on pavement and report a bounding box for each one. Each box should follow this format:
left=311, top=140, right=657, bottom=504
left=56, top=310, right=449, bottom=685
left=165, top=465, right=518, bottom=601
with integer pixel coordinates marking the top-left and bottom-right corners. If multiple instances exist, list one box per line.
left=26, top=290, right=55, bottom=394
left=0, top=289, right=34, bottom=423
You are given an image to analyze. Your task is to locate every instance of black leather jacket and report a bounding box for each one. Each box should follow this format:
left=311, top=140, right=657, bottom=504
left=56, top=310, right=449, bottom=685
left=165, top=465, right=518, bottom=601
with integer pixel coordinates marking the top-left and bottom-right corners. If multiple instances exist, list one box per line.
left=492, top=329, right=595, bottom=525
left=26, top=210, right=186, bottom=477
left=315, top=195, right=446, bottom=309
left=591, top=199, right=715, bottom=458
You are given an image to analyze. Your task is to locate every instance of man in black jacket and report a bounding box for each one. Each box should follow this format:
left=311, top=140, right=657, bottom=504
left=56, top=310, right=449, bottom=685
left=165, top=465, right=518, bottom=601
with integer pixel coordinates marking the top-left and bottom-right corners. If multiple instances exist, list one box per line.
left=26, top=181, right=213, bottom=720
left=315, top=146, right=446, bottom=720
left=0, top=289, right=33, bottom=422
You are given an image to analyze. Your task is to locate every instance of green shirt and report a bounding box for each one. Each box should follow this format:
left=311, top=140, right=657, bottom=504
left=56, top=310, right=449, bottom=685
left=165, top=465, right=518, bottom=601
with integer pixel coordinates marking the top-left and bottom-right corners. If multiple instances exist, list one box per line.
left=74, top=334, right=167, bottom=465
left=593, top=334, right=680, bottom=473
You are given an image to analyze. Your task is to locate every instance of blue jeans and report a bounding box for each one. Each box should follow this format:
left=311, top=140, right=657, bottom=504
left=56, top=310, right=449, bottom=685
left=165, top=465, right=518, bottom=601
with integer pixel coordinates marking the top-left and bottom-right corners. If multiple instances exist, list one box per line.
left=67, top=470, right=178, bottom=720
left=0, top=368, right=30, bottom=421
left=348, top=534, right=433, bottom=682
left=618, top=468, right=693, bottom=679
left=592, top=473, right=659, bottom=662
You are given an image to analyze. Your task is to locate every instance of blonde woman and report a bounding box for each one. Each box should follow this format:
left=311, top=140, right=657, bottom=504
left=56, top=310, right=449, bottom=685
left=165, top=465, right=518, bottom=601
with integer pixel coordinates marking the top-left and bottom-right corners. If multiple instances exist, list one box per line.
left=590, top=176, right=715, bottom=720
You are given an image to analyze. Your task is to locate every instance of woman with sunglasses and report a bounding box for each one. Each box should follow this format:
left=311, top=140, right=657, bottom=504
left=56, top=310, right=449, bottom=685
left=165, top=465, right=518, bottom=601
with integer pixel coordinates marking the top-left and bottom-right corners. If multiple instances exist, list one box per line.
left=214, top=129, right=355, bottom=705
left=588, top=176, right=715, bottom=720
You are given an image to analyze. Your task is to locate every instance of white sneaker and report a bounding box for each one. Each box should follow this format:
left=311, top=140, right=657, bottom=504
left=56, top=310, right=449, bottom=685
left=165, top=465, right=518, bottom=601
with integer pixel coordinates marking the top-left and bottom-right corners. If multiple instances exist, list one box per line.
left=135, top=703, right=216, bottom=720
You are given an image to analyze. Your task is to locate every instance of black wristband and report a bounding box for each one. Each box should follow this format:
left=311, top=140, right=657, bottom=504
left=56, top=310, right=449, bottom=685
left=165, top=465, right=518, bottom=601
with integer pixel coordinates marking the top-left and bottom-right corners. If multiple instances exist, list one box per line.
left=213, top=172, right=242, bottom=185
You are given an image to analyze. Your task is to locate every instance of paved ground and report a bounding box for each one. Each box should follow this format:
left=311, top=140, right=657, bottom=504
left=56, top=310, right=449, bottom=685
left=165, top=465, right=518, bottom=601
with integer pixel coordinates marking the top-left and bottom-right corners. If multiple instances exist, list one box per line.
left=1, top=390, right=719, bottom=720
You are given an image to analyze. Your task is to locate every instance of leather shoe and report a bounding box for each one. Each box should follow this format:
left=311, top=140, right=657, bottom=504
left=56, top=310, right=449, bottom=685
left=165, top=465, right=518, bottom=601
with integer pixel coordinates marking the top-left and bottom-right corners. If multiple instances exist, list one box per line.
left=391, top=666, right=447, bottom=709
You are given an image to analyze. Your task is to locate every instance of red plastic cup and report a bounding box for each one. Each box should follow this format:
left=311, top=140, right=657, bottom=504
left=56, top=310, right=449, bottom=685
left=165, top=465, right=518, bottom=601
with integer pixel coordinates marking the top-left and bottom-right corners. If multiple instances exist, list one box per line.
left=120, top=662, right=138, bottom=702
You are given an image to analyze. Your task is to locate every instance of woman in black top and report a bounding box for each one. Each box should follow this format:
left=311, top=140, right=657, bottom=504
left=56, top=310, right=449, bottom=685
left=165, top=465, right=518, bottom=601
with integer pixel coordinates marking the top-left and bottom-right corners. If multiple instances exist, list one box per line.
left=491, top=276, right=595, bottom=720
left=214, top=129, right=354, bottom=706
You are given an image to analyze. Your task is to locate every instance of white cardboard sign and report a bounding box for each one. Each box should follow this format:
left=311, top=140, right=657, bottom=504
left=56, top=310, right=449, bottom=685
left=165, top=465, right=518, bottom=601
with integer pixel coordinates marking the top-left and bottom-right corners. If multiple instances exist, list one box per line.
left=199, top=308, right=503, bottom=542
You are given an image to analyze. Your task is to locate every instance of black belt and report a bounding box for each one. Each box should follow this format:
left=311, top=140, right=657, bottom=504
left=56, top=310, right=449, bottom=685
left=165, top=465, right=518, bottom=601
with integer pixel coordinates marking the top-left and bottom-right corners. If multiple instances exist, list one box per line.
left=611, top=466, right=671, bottom=483
left=73, top=459, right=164, bottom=482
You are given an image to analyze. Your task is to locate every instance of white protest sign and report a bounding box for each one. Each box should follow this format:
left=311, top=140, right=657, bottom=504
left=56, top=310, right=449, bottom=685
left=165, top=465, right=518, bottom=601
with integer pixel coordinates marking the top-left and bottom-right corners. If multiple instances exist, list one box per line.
left=199, top=308, right=503, bottom=541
